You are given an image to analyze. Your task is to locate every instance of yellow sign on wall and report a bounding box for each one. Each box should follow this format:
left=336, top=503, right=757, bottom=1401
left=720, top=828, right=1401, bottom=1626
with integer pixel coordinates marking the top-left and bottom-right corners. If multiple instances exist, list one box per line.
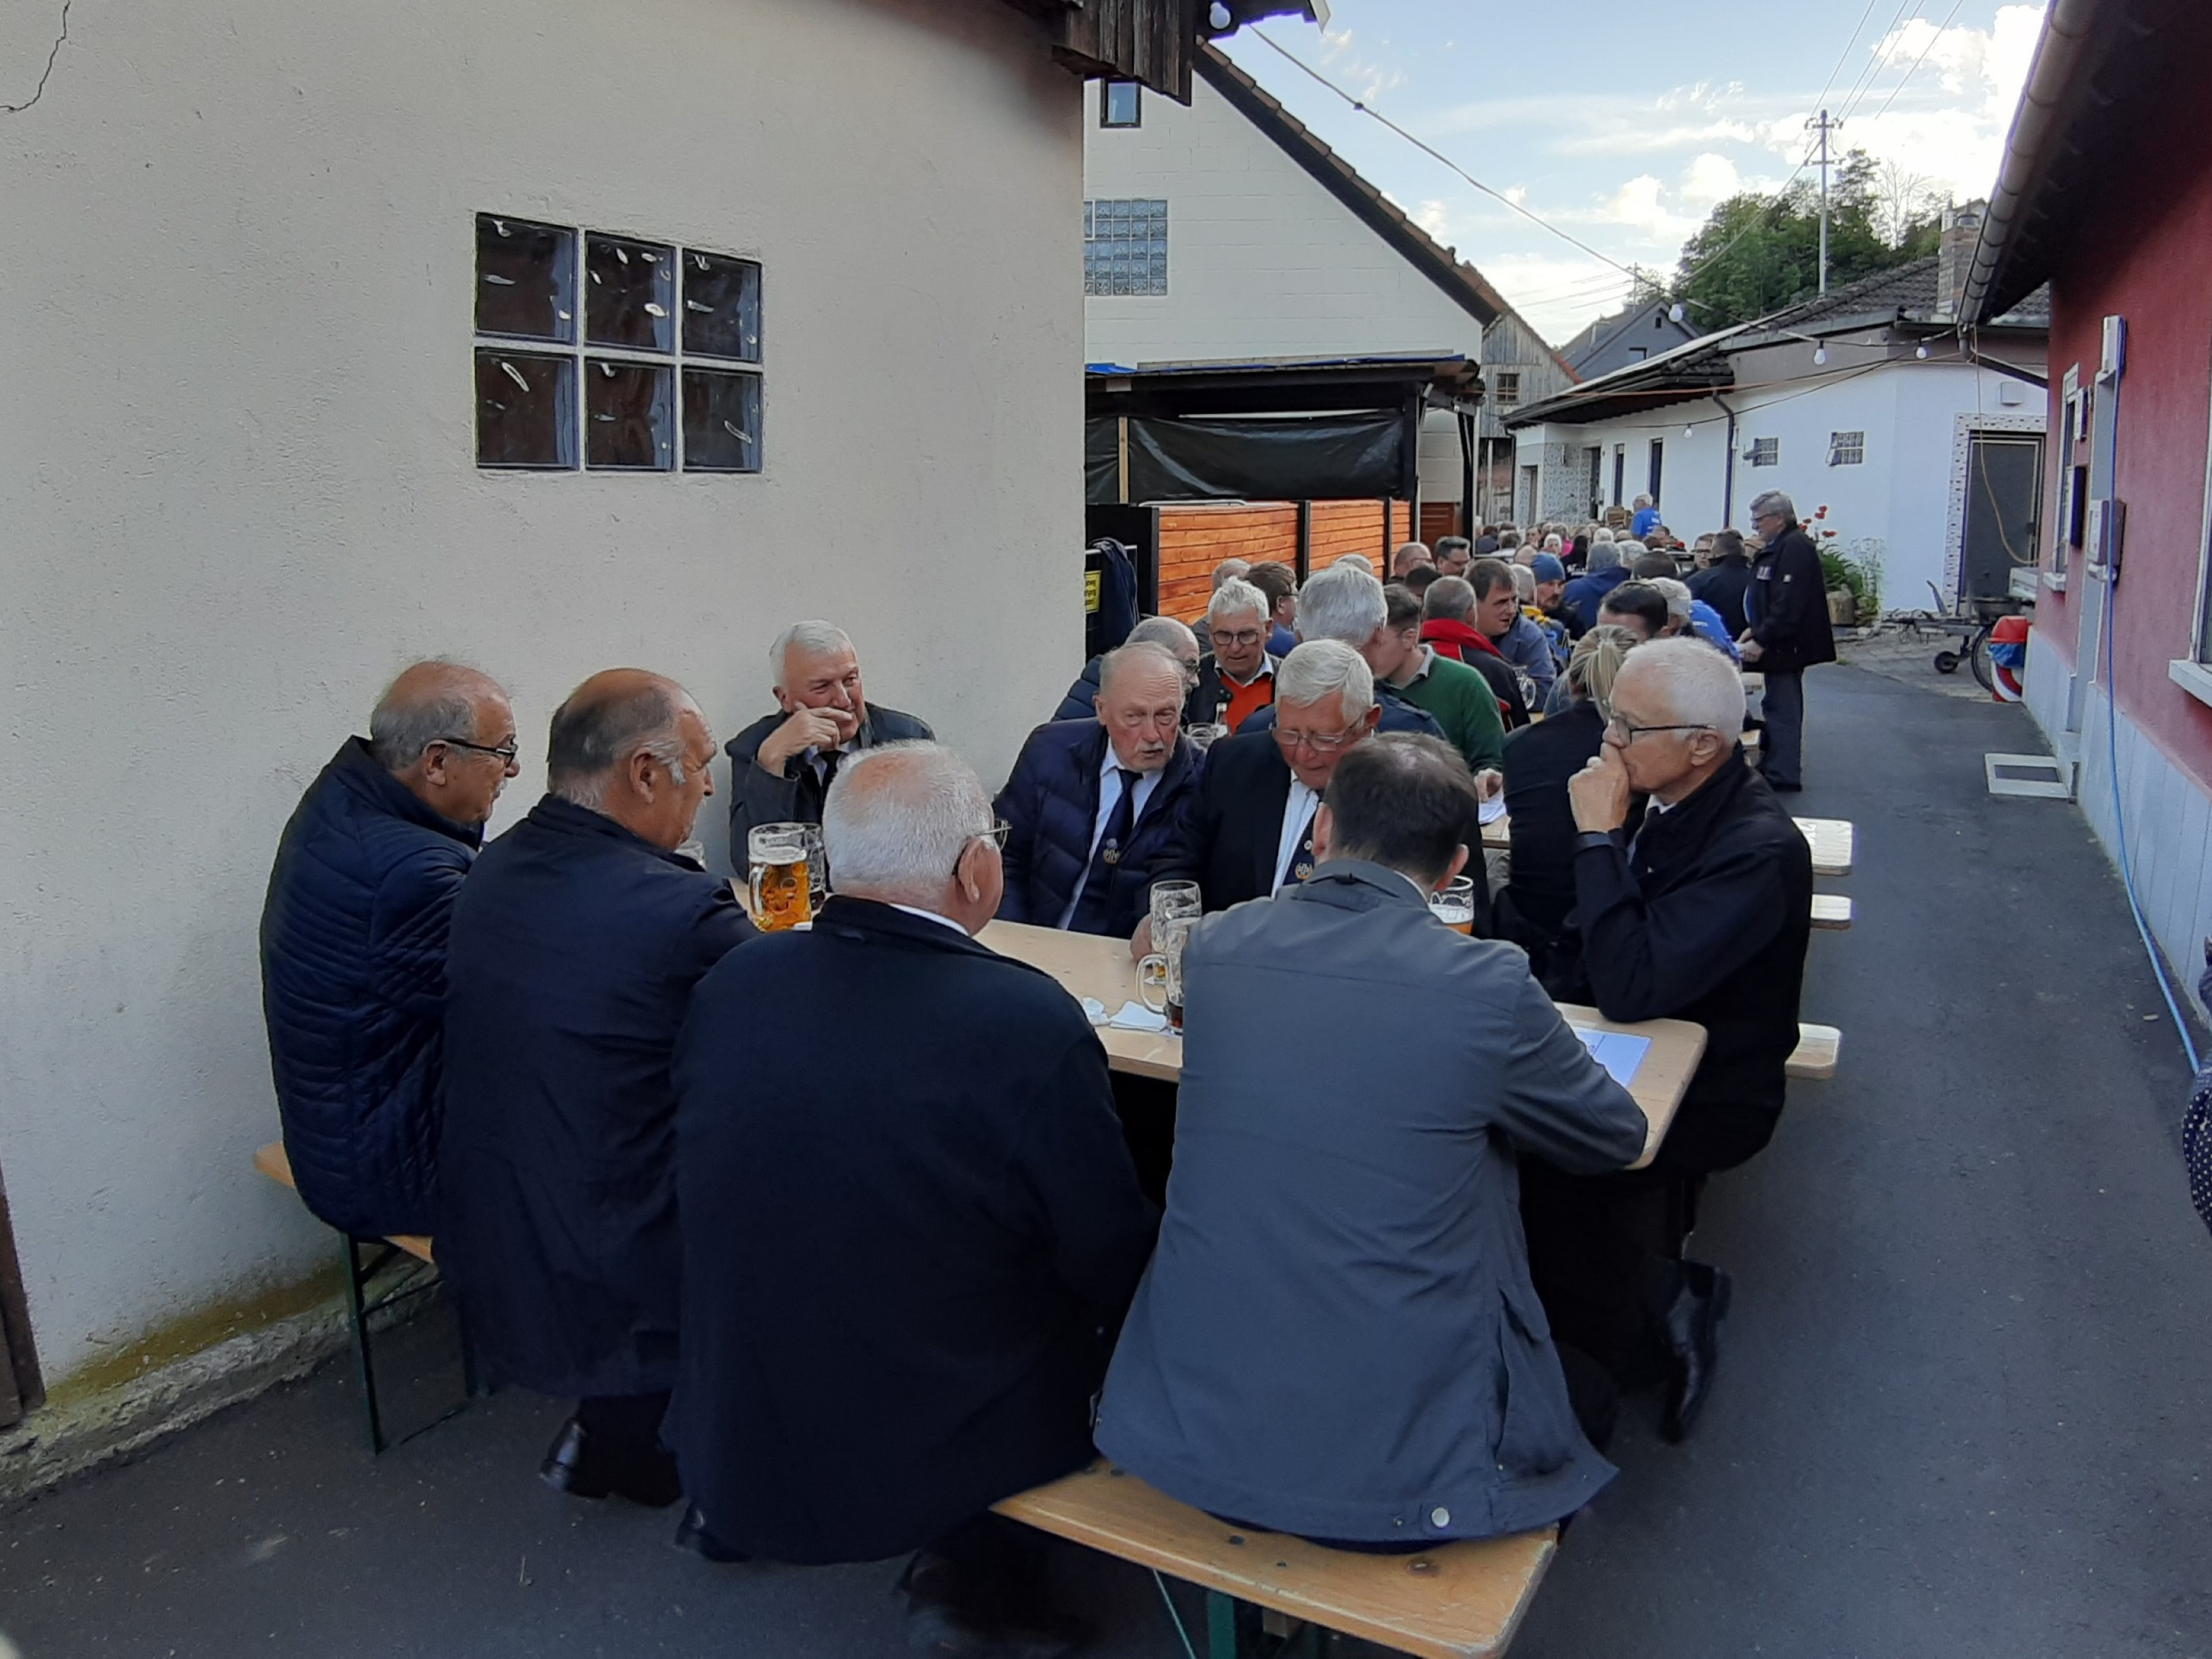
left=1084, top=570, right=1101, bottom=613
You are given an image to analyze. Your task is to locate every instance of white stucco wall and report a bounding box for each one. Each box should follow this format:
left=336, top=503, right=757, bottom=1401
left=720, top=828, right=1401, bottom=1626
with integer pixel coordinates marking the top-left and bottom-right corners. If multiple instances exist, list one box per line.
left=1513, top=361, right=2044, bottom=607
left=0, top=0, right=1082, bottom=1383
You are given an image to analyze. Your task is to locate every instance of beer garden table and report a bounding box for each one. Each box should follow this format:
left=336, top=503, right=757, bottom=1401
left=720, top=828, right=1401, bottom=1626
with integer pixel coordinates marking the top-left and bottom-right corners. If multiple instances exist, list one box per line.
left=981, top=919, right=1704, bottom=1171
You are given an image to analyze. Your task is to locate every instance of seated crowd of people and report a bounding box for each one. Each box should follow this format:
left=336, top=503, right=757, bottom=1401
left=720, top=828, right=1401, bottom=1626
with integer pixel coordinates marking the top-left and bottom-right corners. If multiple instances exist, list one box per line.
left=258, top=525, right=1818, bottom=1658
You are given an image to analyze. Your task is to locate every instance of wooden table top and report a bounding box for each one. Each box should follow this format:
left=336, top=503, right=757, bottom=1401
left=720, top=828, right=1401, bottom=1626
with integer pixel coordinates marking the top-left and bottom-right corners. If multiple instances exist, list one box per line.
left=981, top=920, right=1704, bottom=1170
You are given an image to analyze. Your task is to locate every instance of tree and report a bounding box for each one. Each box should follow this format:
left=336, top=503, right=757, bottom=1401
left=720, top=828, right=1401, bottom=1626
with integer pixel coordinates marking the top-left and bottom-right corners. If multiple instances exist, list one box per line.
left=1868, top=158, right=1950, bottom=252
left=1668, top=148, right=1941, bottom=330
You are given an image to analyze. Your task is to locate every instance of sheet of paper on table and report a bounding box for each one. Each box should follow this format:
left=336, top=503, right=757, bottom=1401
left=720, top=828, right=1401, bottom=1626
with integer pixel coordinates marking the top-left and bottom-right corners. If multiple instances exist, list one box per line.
left=1478, top=796, right=1508, bottom=825
left=1574, top=1027, right=1651, bottom=1087
left=1107, top=1000, right=1170, bottom=1033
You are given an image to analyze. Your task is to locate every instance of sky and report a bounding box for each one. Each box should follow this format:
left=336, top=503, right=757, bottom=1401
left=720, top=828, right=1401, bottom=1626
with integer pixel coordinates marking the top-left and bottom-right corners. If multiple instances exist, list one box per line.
left=1214, top=1, right=2046, bottom=347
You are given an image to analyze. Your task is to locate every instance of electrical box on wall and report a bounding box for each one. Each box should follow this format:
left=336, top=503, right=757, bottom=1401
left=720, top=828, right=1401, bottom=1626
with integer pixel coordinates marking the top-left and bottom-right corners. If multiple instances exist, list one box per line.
left=2085, top=497, right=2126, bottom=581
left=2100, top=315, right=2127, bottom=382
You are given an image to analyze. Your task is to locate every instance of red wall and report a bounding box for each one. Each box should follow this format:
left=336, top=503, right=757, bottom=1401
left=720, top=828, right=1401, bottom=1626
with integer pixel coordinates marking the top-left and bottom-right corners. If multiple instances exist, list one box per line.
left=2037, top=58, right=2212, bottom=790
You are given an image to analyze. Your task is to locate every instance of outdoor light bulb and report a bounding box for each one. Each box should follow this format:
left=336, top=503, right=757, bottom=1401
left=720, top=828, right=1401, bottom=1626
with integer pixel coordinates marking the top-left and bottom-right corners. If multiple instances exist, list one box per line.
left=1209, top=1, right=1231, bottom=27
left=1685, top=425, right=1694, bottom=437
left=1916, top=343, right=1931, bottom=359
left=1669, top=304, right=1686, bottom=323
left=1814, top=346, right=1828, bottom=365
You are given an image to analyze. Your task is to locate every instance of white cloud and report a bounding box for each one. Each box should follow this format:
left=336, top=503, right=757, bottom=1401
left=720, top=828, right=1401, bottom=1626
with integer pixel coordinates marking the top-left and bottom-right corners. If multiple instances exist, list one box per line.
left=1680, top=152, right=1742, bottom=207
left=1482, top=251, right=1643, bottom=344
left=1315, top=26, right=1406, bottom=104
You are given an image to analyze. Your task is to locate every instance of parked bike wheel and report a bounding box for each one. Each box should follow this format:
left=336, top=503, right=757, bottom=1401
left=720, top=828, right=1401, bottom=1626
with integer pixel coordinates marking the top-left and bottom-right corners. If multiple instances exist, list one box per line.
left=1971, top=628, right=1996, bottom=692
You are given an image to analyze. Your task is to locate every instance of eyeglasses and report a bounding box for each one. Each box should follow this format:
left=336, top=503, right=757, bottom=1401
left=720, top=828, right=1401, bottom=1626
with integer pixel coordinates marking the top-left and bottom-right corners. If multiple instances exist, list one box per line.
left=954, top=819, right=1012, bottom=874
left=1603, top=715, right=1715, bottom=743
left=437, top=736, right=520, bottom=764
left=1213, top=629, right=1265, bottom=649
left=1273, top=718, right=1367, bottom=754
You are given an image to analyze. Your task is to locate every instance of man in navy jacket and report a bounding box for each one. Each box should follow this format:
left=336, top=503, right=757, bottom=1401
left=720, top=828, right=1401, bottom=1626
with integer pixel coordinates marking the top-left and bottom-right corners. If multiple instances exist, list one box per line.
left=260, top=662, right=519, bottom=1239
left=998, top=643, right=1201, bottom=939
left=441, top=670, right=753, bottom=1508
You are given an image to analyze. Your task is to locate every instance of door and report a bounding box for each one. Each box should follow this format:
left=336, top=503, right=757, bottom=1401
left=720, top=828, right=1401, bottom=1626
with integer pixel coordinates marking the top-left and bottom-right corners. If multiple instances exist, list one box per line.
left=1584, top=448, right=1602, bottom=516
left=1959, top=434, right=2044, bottom=602
left=0, top=1172, right=41, bottom=1427
left=1519, top=464, right=1538, bottom=525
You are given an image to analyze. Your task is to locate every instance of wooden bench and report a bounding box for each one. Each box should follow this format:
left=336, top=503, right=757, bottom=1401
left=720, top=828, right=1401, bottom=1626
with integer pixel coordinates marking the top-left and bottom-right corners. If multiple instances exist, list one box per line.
left=1811, top=894, right=1853, bottom=930
left=253, top=1141, right=471, bottom=1452
left=996, top=1462, right=1553, bottom=1659
left=1786, top=1024, right=1841, bottom=1081
left=1794, top=817, right=1853, bottom=876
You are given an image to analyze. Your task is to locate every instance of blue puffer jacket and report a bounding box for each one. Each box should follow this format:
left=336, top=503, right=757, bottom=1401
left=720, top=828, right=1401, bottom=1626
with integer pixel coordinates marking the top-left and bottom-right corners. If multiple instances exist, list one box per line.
left=260, top=739, right=481, bottom=1237
left=994, top=720, right=1202, bottom=939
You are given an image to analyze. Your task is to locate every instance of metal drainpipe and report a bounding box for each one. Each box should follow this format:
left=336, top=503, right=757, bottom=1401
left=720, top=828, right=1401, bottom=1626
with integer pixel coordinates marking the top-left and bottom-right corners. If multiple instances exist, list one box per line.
left=1714, top=393, right=1740, bottom=527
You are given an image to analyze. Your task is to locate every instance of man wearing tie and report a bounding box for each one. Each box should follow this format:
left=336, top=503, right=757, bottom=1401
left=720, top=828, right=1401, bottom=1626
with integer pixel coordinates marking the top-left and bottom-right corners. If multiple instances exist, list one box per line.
left=994, top=643, right=1202, bottom=939
left=723, top=621, right=933, bottom=850
left=1135, top=641, right=1377, bottom=954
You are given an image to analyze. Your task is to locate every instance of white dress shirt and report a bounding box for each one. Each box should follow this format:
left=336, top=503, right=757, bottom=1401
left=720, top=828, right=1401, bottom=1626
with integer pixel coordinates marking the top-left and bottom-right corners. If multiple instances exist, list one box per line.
left=1272, top=779, right=1322, bottom=893
left=1058, top=747, right=1166, bottom=928
left=890, top=903, right=968, bottom=936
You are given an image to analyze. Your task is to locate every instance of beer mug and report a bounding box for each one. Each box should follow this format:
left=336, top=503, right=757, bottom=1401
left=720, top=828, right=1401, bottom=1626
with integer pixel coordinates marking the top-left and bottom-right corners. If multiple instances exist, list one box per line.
left=1137, top=914, right=1191, bottom=1033
left=1182, top=722, right=1228, bottom=754
left=747, top=822, right=813, bottom=931
left=800, top=823, right=827, bottom=910
left=1429, top=875, right=1476, bottom=936
left=1150, top=880, right=1201, bottom=931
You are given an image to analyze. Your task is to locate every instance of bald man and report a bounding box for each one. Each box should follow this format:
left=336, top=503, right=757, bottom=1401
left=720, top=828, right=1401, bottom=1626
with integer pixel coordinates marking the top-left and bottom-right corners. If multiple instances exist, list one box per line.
left=996, top=642, right=1203, bottom=938
left=440, top=670, right=754, bottom=1508
left=262, top=661, right=519, bottom=1240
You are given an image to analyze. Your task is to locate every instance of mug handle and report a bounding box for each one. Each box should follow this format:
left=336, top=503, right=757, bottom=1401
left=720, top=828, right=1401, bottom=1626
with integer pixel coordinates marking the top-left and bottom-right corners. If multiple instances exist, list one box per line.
left=1136, top=953, right=1170, bottom=1015
left=747, top=864, right=769, bottom=920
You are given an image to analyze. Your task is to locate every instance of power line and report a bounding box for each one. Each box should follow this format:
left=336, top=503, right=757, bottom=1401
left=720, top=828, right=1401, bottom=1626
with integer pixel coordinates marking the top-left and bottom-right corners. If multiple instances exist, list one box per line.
left=1866, top=0, right=1969, bottom=123
left=1809, top=0, right=1886, bottom=117
left=1834, top=0, right=1919, bottom=124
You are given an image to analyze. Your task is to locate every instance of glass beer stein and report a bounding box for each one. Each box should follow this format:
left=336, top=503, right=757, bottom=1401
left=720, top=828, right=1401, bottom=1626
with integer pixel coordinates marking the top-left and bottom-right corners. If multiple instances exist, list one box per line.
left=747, top=822, right=814, bottom=931
left=1137, top=914, right=1192, bottom=1033
left=1429, top=875, right=1477, bottom=935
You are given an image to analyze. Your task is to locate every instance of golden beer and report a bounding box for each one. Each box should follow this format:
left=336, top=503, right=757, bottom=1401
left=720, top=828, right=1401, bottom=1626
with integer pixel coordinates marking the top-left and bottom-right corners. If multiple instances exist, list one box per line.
left=748, top=823, right=815, bottom=931
left=1429, top=876, right=1477, bottom=936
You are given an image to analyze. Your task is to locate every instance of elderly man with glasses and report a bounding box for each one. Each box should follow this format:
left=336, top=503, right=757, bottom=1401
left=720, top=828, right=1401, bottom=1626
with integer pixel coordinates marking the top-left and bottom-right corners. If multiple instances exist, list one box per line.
left=664, top=741, right=1155, bottom=1654
left=1518, top=638, right=1813, bottom=1445
left=1185, top=577, right=1283, bottom=733
left=261, top=661, right=520, bottom=1243
left=1736, top=489, right=1836, bottom=792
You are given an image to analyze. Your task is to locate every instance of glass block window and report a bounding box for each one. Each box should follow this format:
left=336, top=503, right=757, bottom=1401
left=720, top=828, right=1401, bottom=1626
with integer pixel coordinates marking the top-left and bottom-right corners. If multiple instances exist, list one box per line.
left=1828, top=430, right=1866, bottom=466
left=1084, top=199, right=1168, bottom=297
left=1749, top=437, right=1780, bottom=468
left=474, top=213, right=762, bottom=473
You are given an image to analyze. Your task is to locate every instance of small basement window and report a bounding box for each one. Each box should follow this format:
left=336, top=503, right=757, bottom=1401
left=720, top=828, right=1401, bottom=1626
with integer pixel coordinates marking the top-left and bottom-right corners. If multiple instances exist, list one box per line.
left=1101, top=81, right=1141, bottom=128
left=1828, top=430, right=1865, bottom=466
left=1749, top=437, right=1780, bottom=468
left=474, top=213, right=762, bottom=473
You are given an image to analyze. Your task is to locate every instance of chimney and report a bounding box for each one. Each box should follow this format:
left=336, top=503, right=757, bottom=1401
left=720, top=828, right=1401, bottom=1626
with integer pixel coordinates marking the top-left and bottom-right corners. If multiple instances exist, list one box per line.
left=1935, top=199, right=1986, bottom=323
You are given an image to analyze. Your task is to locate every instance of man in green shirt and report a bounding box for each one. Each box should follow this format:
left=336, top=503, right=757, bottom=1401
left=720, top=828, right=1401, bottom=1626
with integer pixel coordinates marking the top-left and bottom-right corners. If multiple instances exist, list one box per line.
left=1374, top=583, right=1507, bottom=781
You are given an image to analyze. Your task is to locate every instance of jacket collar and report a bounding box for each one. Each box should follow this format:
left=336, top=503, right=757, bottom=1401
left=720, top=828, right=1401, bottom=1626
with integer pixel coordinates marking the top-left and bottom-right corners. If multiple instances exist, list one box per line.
left=1632, top=747, right=1755, bottom=872
left=1077, top=722, right=1200, bottom=801
left=1284, top=858, right=1429, bottom=913
left=329, top=737, right=485, bottom=850
left=523, top=792, right=690, bottom=866
left=812, top=894, right=999, bottom=960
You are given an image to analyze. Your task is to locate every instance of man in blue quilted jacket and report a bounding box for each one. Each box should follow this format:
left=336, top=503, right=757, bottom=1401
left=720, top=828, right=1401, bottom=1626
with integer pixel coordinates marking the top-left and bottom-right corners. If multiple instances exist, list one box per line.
left=995, top=642, right=1201, bottom=940
left=260, top=661, right=520, bottom=1239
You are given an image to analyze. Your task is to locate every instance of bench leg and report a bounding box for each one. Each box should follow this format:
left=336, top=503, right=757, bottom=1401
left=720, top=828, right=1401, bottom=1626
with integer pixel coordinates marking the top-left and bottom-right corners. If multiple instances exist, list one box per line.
left=1207, top=1590, right=1241, bottom=1659
left=342, top=1236, right=386, bottom=1456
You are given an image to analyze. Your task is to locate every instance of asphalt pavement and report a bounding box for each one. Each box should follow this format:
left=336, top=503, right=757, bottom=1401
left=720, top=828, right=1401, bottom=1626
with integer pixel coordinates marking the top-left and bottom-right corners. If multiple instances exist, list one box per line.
left=1, top=663, right=2207, bottom=1658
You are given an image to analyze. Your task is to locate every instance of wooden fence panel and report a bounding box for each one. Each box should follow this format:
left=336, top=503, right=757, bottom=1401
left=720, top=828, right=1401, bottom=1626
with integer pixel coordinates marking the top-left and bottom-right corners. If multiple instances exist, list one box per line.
left=1156, top=503, right=1300, bottom=622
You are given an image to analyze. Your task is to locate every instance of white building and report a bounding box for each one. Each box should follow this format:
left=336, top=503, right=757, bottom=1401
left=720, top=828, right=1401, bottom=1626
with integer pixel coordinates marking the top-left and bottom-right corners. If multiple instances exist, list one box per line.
left=1082, top=43, right=1573, bottom=530
left=1509, top=253, right=2049, bottom=611
left=0, top=0, right=1311, bottom=1413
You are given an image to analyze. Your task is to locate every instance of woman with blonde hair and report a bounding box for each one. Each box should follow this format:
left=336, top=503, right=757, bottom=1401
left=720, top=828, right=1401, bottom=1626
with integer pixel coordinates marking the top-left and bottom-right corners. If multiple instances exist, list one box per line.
left=1496, top=626, right=1641, bottom=963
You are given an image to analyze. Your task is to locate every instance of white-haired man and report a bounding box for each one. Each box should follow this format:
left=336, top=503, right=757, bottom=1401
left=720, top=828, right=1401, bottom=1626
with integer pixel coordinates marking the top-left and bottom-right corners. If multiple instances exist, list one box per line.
left=666, top=742, right=1155, bottom=1652
left=1185, top=577, right=1282, bottom=732
left=724, top=622, right=934, bottom=849
left=1630, top=493, right=1661, bottom=541
left=442, top=670, right=754, bottom=1508
left=1235, top=562, right=1451, bottom=746
left=1519, top=638, right=1812, bottom=1444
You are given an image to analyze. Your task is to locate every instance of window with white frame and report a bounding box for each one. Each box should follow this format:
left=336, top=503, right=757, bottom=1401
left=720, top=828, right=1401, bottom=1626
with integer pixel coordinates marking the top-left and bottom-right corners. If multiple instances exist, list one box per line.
left=473, top=214, right=762, bottom=473
left=1084, top=199, right=1168, bottom=296
left=1828, top=430, right=1865, bottom=466
left=1749, top=437, right=1780, bottom=468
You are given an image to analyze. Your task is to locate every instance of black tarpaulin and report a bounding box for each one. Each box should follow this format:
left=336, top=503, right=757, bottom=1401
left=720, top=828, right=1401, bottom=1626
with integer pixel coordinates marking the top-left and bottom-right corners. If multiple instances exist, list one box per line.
left=1084, top=411, right=1408, bottom=504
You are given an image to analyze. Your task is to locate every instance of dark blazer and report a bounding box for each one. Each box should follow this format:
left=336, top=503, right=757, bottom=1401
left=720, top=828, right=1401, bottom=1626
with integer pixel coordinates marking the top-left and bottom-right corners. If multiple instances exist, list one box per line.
left=665, top=899, right=1158, bottom=1564
left=1183, top=653, right=1275, bottom=729
left=722, top=704, right=935, bottom=849
left=1556, top=755, right=1813, bottom=1176
left=1689, top=554, right=1753, bottom=639
left=1097, top=863, right=1647, bottom=1543
left=438, top=796, right=754, bottom=1398
left=1498, top=703, right=1609, bottom=956
left=995, top=721, right=1202, bottom=938
left=1149, top=731, right=1492, bottom=936
left=1743, top=527, right=1837, bottom=672
left=260, top=739, right=480, bottom=1237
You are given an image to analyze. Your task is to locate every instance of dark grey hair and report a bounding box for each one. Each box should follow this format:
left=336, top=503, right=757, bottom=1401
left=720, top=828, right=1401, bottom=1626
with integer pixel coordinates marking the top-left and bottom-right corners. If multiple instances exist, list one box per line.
left=368, top=662, right=495, bottom=771
left=1322, top=734, right=1477, bottom=886
left=1748, top=489, right=1797, bottom=526
left=1422, top=575, right=1477, bottom=623
left=547, top=676, right=695, bottom=809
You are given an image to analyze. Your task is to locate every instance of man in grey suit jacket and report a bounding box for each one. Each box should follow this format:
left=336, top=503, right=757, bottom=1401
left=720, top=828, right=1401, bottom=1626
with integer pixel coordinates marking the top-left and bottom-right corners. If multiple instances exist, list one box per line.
left=1097, top=735, right=1649, bottom=1549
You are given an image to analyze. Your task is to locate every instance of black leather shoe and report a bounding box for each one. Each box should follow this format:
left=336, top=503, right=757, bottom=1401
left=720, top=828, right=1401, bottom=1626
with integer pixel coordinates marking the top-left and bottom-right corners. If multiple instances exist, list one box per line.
left=539, top=1416, right=683, bottom=1508
left=1658, top=1262, right=1732, bottom=1443
left=674, top=1503, right=750, bottom=1563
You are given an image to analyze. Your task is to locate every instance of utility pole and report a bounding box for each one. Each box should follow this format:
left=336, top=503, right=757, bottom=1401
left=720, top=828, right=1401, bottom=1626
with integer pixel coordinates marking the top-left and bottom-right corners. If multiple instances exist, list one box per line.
left=1808, top=108, right=1840, bottom=294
